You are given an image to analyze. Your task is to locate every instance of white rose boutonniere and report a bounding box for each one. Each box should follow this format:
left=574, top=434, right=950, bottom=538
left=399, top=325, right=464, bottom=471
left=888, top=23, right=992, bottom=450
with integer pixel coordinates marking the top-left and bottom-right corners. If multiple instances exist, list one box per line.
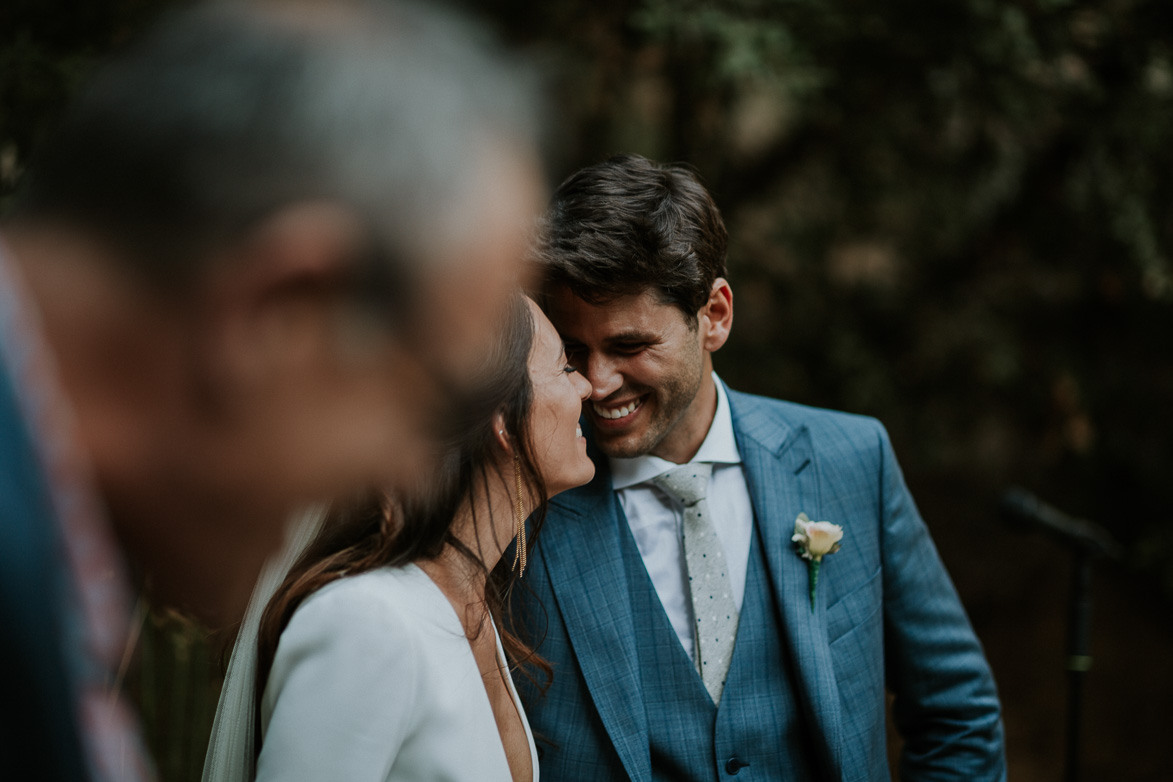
left=792, top=512, right=844, bottom=611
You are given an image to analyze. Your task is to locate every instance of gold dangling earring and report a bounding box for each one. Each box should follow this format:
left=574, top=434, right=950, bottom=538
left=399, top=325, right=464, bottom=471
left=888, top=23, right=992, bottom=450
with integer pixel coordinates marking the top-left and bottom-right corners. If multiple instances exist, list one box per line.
left=512, top=454, right=527, bottom=577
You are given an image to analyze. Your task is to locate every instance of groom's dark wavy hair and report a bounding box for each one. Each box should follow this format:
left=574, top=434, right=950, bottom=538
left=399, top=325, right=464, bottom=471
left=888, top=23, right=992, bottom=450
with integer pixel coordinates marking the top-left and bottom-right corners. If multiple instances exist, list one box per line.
left=254, top=294, right=552, bottom=749
left=534, top=153, right=728, bottom=324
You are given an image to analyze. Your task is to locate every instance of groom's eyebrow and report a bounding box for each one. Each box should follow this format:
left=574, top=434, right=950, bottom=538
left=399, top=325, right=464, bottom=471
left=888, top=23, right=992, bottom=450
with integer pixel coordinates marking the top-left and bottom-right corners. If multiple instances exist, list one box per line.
left=607, top=330, right=658, bottom=345
left=561, top=330, right=660, bottom=352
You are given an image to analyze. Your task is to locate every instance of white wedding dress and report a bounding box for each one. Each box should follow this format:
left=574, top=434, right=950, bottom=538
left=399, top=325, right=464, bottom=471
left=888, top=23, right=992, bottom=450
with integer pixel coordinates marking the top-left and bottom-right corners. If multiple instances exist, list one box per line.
left=202, top=511, right=538, bottom=782
left=256, top=563, right=539, bottom=782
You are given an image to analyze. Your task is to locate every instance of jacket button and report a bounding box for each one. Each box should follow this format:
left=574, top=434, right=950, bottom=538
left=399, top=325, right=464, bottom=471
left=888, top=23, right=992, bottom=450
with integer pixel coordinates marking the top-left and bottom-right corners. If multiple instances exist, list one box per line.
left=725, top=757, right=749, bottom=775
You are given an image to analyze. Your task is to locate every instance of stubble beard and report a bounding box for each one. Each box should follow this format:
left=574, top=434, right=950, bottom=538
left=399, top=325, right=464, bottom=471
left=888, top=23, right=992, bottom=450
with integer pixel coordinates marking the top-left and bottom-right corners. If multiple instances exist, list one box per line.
left=592, top=353, right=705, bottom=460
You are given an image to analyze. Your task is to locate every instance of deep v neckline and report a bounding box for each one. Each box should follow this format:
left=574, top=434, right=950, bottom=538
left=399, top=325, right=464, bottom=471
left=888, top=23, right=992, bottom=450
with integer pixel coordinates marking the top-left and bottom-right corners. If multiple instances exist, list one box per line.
left=408, top=563, right=538, bottom=782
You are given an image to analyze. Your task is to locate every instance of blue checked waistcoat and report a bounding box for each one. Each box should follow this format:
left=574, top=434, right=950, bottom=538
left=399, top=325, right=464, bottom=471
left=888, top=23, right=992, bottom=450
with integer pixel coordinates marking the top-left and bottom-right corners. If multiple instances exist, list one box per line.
left=619, top=500, right=819, bottom=782
left=511, top=386, right=1007, bottom=782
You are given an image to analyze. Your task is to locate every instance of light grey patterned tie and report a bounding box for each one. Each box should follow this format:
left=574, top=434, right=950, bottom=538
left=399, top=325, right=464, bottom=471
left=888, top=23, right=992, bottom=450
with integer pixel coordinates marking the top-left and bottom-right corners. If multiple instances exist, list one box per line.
left=653, top=462, right=740, bottom=704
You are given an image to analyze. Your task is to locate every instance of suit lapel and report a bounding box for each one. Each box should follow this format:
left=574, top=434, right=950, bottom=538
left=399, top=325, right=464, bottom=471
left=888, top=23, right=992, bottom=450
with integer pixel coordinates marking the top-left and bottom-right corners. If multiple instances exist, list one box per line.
left=541, top=464, right=651, bottom=781
left=729, top=390, right=845, bottom=782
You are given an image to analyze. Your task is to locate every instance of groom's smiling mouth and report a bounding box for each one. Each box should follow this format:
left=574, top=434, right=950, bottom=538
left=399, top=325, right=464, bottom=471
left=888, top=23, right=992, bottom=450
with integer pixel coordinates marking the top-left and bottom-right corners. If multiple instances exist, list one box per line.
left=591, top=395, right=646, bottom=423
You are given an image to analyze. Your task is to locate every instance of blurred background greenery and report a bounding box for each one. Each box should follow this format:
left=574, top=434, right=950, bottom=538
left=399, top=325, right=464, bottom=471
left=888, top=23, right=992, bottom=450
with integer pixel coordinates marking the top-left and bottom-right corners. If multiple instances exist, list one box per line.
left=3, top=0, right=1171, bottom=779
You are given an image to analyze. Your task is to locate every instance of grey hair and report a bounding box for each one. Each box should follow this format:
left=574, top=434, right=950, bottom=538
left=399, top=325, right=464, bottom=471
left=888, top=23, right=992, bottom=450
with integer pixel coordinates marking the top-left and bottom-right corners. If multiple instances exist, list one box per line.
left=12, top=0, right=540, bottom=292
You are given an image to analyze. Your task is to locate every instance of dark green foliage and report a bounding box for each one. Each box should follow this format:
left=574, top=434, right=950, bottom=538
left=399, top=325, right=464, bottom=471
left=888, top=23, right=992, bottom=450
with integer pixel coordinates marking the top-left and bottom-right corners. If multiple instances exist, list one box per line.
left=127, top=608, right=222, bottom=782
left=0, top=1, right=175, bottom=209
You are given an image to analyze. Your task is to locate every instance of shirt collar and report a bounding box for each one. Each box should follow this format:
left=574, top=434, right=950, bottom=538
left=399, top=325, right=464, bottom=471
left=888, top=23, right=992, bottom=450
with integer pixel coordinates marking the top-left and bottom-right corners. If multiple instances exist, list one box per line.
left=609, top=372, right=741, bottom=490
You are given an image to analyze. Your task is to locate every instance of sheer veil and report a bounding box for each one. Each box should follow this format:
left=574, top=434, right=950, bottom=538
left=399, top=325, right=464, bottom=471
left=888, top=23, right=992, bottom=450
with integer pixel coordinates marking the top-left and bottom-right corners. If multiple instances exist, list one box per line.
left=201, top=506, right=326, bottom=782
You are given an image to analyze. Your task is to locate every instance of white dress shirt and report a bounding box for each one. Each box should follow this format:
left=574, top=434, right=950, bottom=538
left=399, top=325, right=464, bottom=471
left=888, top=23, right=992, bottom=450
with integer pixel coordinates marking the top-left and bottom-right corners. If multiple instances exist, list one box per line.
left=611, top=374, right=754, bottom=663
left=257, top=563, right=538, bottom=782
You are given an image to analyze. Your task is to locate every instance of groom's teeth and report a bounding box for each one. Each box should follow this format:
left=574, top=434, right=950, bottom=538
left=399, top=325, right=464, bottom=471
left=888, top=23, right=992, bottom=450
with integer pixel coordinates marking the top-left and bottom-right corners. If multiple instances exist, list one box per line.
left=593, top=399, right=642, bottom=420
left=575, top=425, right=582, bottom=437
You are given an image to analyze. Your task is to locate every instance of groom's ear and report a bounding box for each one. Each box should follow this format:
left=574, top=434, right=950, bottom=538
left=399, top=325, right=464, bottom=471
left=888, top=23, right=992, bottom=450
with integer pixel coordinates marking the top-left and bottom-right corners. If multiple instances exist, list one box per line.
left=699, top=278, right=733, bottom=352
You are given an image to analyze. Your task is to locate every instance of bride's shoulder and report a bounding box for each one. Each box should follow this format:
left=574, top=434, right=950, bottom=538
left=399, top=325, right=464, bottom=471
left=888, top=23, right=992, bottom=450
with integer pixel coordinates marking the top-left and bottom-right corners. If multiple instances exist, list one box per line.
left=264, top=565, right=436, bottom=717
left=286, top=564, right=438, bottom=641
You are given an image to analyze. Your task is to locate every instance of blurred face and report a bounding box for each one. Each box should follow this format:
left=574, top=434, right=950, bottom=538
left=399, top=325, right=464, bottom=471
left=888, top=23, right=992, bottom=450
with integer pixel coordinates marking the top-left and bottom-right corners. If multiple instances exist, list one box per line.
left=274, top=149, right=545, bottom=497
left=548, top=286, right=709, bottom=461
left=173, top=151, right=544, bottom=512
left=524, top=300, right=594, bottom=496
left=33, top=148, right=543, bottom=625
left=83, top=150, right=542, bottom=624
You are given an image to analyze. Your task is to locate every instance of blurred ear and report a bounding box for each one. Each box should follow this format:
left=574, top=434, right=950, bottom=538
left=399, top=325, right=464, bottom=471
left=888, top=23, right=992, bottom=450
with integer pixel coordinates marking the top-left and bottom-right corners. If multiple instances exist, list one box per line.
left=700, top=278, right=733, bottom=353
left=195, top=202, right=373, bottom=408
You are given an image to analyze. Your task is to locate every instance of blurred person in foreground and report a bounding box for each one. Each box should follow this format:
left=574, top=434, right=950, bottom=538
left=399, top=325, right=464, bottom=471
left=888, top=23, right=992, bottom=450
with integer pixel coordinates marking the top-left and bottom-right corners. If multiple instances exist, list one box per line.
left=202, top=295, right=592, bottom=782
left=511, top=154, right=1006, bottom=781
left=0, top=2, right=543, bottom=780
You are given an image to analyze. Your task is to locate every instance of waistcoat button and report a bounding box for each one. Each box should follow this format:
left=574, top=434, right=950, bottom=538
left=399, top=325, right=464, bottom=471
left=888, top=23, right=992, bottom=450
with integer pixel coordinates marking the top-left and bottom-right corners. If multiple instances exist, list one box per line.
left=725, top=757, right=749, bottom=775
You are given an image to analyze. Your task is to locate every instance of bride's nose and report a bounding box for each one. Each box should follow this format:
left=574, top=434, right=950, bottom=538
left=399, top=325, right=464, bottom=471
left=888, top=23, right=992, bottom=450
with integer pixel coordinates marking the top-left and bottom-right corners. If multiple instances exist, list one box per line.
left=573, top=371, right=591, bottom=401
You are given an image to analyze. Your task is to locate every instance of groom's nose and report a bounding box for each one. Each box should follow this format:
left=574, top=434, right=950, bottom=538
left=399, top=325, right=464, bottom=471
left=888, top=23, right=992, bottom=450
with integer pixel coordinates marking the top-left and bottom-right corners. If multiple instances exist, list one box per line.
left=583, top=354, right=623, bottom=401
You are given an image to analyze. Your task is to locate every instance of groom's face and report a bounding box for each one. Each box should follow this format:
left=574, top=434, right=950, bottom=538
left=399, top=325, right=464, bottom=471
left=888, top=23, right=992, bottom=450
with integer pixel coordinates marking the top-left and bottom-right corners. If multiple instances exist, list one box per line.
left=548, top=286, right=708, bottom=461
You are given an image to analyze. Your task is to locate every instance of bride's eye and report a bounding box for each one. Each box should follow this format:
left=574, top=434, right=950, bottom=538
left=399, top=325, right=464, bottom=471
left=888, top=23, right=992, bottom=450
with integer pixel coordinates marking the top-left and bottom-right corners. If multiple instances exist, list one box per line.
left=563, top=364, right=579, bottom=375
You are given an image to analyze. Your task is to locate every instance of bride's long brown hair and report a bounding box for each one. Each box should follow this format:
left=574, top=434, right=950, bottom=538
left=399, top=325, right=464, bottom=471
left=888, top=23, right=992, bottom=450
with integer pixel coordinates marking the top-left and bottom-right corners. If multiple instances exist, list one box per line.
left=253, top=294, right=553, bottom=751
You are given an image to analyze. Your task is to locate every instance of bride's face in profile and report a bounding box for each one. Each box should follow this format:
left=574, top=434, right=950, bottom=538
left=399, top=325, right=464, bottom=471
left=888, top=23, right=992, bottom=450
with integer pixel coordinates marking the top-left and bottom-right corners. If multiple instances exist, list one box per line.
left=525, top=300, right=594, bottom=497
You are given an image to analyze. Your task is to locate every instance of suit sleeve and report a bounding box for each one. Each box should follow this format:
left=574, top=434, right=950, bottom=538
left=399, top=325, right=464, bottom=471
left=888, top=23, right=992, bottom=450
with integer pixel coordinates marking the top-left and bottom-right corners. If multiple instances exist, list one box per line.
left=255, top=580, right=420, bottom=782
left=875, top=424, right=1007, bottom=781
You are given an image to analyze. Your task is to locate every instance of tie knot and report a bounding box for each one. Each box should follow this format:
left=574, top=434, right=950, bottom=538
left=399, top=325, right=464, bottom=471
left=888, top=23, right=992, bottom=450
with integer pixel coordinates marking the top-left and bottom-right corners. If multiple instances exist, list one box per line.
left=652, top=463, right=712, bottom=507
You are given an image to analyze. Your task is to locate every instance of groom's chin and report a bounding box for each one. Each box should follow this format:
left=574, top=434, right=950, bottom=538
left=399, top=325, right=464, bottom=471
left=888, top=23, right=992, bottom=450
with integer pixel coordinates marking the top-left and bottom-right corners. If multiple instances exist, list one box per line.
left=591, top=426, right=652, bottom=460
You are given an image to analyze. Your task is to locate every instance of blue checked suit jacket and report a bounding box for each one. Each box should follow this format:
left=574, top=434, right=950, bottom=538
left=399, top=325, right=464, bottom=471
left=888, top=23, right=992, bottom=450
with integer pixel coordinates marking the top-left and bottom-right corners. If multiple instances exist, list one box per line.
left=512, top=386, right=1007, bottom=782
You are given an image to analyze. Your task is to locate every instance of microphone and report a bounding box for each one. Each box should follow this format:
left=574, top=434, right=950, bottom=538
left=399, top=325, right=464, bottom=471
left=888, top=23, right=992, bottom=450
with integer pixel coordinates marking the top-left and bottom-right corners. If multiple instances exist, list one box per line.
left=999, top=487, right=1125, bottom=561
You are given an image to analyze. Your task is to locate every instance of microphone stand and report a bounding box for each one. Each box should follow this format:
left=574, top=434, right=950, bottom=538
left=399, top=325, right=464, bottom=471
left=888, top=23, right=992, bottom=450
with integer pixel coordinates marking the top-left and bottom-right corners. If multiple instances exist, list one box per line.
left=1064, top=549, right=1092, bottom=782
left=999, top=488, right=1124, bottom=782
